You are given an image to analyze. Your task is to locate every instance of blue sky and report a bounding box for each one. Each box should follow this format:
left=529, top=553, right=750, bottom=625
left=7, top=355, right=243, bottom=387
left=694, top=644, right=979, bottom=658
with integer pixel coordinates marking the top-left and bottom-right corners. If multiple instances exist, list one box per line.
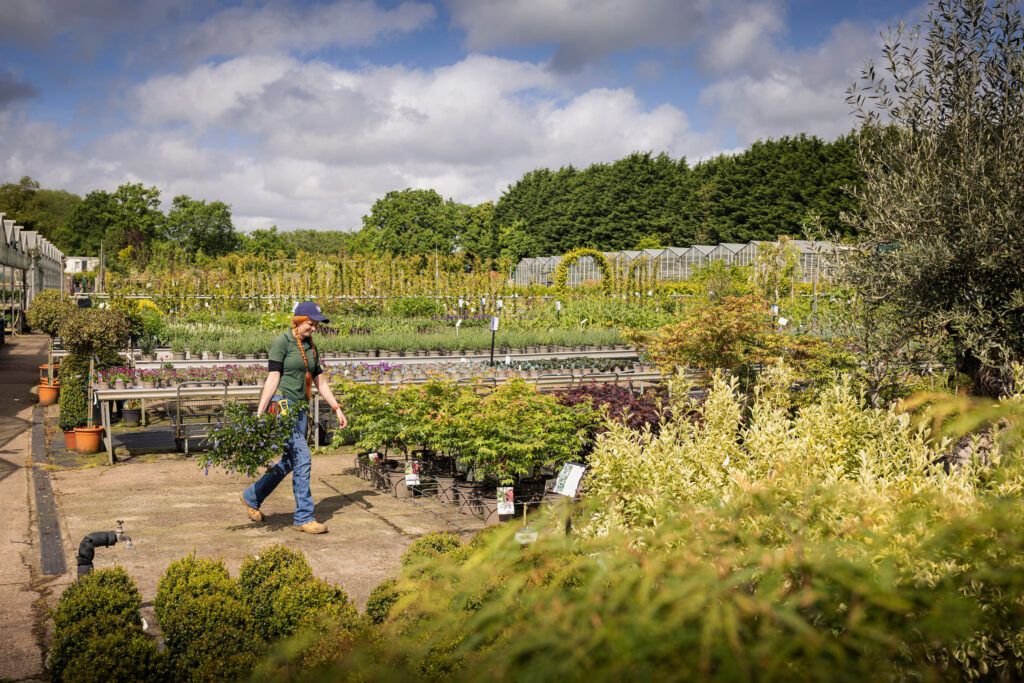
left=0, top=0, right=925, bottom=231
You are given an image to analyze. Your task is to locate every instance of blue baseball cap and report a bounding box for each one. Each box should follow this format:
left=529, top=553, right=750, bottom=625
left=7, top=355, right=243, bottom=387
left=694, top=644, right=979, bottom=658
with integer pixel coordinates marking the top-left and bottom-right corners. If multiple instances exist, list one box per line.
left=292, top=301, right=330, bottom=323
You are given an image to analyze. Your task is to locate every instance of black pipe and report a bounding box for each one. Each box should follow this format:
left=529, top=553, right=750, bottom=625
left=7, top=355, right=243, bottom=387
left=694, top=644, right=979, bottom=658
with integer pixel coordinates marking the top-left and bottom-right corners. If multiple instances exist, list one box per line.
left=76, top=531, right=117, bottom=578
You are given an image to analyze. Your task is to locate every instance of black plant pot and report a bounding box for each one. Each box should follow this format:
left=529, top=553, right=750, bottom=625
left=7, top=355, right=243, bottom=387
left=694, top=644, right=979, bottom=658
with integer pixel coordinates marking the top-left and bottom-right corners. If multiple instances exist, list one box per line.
left=122, top=408, right=141, bottom=427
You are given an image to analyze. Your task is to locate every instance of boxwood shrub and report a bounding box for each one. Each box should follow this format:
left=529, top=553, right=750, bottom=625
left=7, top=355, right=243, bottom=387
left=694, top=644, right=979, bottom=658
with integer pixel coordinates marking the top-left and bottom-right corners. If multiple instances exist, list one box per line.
left=154, top=553, right=262, bottom=681
left=49, top=616, right=166, bottom=683
left=48, top=568, right=161, bottom=683
left=52, top=566, right=141, bottom=633
left=237, top=544, right=313, bottom=636
left=364, top=578, right=400, bottom=625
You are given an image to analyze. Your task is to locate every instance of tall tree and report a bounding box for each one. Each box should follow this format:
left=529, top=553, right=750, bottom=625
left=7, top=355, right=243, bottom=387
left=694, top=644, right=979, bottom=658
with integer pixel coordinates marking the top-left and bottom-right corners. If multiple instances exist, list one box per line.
left=458, top=201, right=500, bottom=260
left=361, top=188, right=461, bottom=256
left=164, top=194, right=239, bottom=258
left=55, top=190, right=115, bottom=255
left=845, top=0, right=1024, bottom=397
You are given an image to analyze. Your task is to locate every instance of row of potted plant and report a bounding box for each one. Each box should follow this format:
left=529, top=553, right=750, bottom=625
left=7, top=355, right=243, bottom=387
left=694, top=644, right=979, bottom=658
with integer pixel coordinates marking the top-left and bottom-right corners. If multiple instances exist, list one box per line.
left=94, top=357, right=652, bottom=390
left=153, top=326, right=628, bottom=357
left=330, top=379, right=672, bottom=521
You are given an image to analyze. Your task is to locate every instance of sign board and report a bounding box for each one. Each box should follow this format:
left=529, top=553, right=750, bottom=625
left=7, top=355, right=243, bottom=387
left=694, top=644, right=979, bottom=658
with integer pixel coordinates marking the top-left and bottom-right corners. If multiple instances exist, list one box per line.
left=155, top=351, right=174, bottom=362
left=552, top=462, right=586, bottom=497
left=405, top=461, right=420, bottom=486
left=497, top=486, right=514, bottom=515
left=490, top=316, right=499, bottom=332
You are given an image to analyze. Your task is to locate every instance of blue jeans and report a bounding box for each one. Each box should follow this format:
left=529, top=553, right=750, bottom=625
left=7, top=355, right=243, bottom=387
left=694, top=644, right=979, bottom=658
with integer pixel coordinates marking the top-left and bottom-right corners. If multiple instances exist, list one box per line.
left=242, top=404, right=315, bottom=526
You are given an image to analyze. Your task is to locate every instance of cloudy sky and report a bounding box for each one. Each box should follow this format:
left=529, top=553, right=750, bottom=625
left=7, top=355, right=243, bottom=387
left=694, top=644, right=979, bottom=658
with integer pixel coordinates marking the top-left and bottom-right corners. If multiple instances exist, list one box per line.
left=0, top=0, right=924, bottom=232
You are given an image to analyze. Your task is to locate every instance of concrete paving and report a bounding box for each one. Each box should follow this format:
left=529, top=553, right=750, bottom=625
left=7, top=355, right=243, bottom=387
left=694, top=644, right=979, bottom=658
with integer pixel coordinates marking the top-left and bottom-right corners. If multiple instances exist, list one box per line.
left=0, top=331, right=482, bottom=681
left=0, top=333, right=49, bottom=682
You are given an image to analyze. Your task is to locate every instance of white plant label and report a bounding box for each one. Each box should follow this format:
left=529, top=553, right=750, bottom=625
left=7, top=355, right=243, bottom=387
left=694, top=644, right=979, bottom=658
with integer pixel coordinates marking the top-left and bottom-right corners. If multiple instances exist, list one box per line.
left=553, top=463, right=586, bottom=497
left=405, top=461, right=420, bottom=486
left=778, top=317, right=788, bottom=326
left=490, top=316, right=499, bottom=332
left=555, top=300, right=561, bottom=311
left=497, top=487, right=514, bottom=515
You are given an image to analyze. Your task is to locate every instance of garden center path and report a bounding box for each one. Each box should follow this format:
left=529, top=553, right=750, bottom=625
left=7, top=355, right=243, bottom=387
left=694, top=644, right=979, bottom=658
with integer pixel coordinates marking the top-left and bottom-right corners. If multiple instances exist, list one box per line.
left=0, top=332, right=48, bottom=682
left=46, top=450, right=475, bottom=643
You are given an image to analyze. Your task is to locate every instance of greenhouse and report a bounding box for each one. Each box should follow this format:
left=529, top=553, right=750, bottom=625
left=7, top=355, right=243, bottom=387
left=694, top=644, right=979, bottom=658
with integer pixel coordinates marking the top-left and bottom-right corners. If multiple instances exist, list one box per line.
left=1, top=212, right=65, bottom=339
left=513, top=239, right=841, bottom=287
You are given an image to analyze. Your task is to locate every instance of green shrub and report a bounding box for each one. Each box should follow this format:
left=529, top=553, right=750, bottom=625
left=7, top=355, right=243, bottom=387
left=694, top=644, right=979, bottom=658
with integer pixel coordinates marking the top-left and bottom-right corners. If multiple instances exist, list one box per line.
left=364, top=578, right=400, bottom=625
left=58, top=307, right=131, bottom=355
left=390, top=295, right=445, bottom=319
left=153, top=553, right=234, bottom=630
left=48, top=614, right=165, bottom=683
left=401, top=532, right=468, bottom=574
left=254, top=600, right=365, bottom=679
left=49, top=568, right=150, bottom=683
left=155, top=553, right=261, bottom=681
left=27, top=289, right=73, bottom=338
left=266, top=565, right=351, bottom=641
left=237, top=545, right=313, bottom=636
left=57, top=350, right=125, bottom=431
left=52, top=566, right=141, bottom=634
left=163, top=592, right=261, bottom=681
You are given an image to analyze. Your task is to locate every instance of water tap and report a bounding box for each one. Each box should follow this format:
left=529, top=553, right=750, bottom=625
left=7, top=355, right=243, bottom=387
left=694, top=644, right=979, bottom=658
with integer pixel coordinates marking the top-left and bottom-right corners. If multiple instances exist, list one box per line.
left=115, top=520, right=134, bottom=549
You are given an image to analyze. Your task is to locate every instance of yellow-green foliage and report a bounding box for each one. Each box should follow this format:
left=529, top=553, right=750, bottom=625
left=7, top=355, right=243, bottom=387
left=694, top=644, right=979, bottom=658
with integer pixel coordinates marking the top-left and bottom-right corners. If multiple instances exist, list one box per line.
left=289, top=366, right=1024, bottom=681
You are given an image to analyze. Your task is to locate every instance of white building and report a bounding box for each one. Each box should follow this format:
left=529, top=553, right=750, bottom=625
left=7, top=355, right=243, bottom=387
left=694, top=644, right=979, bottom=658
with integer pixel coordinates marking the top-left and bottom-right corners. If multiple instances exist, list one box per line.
left=65, top=256, right=100, bottom=274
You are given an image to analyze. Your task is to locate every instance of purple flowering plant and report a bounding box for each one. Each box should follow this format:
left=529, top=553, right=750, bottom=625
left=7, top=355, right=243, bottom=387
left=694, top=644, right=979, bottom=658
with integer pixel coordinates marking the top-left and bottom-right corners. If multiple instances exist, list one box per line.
left=200, top=400, right=306, bottom=477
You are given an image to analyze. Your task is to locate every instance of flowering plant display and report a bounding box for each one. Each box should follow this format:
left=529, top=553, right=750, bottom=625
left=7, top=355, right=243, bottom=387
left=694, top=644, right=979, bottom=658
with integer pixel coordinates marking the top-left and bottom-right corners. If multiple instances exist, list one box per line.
left=201, top=400, right=305, bottom=477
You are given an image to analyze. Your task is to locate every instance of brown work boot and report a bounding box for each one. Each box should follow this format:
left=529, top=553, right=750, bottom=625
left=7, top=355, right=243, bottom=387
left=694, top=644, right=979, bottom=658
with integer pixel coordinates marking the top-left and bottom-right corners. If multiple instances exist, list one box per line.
left=240, top=493, right=264, bottom=522
left=294, top=520, right=328, bottom=534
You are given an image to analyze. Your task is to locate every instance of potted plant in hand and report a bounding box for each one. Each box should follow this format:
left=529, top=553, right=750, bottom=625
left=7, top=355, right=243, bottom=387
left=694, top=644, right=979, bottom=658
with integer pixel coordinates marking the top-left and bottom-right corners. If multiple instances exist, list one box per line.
left=201, top=401, right=304, bottom=477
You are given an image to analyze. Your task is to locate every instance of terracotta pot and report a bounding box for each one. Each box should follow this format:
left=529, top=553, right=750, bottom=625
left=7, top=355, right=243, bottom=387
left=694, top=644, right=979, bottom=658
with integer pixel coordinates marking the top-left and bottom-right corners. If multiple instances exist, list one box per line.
left=39, top=363, right=60, bottom=383
left=74, top=425, right=104, bottom=454
left=63, top=430, right=76, bottom=450
left=38, top=382, right=60, bottom=405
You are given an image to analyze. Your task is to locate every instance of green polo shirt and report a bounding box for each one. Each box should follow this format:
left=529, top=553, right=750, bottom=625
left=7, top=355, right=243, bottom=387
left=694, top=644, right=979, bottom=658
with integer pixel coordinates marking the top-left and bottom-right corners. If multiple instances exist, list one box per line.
left=268, top=330, right=322, bottom=403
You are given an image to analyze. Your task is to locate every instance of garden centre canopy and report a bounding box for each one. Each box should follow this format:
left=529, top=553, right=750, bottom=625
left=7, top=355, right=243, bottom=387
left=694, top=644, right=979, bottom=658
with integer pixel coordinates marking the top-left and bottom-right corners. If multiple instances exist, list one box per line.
left=513, top=239, right=839, bottom=287
left=1, top=213, right=65, bottom=336
left=709, top=243, right=745, bottom=265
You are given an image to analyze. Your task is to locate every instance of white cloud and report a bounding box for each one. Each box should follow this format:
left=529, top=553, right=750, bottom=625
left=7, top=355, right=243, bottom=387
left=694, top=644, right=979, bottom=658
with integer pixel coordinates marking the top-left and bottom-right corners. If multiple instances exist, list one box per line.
left=4, top=53, right=720, bottom=231
left=448, top=0, right=718, bottom=71
left=698, top=18, right=884, bottom=142
left=176, top=1, right=437, bottom=62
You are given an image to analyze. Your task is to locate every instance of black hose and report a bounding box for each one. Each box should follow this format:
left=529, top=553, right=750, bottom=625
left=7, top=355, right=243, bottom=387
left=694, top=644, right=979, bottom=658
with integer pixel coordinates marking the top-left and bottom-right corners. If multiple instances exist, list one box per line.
left=76, top=531, right=117, bottom=578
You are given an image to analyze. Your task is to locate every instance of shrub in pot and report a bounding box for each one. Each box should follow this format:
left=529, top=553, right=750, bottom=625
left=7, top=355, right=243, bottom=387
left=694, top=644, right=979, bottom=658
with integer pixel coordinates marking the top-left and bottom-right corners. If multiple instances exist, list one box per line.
left=121, top=399, right=142, bottom=426
left=453, top=379, right=593, bottom=487
left=26, top=288, right=74, bottom=386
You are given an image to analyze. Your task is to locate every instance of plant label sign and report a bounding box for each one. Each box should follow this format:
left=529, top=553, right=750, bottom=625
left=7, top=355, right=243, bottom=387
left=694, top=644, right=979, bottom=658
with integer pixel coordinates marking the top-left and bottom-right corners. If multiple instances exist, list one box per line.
left=555, top=300, right=561, bottom=311
left=497, top=486, right=514, bottom=515
left=552, top=463, right=586, bottom=497
left=155, top=351, right=173, bottom=361
left=490, top=316, right=499, bottom=332
left=405, top=461, right=420, bottom=485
